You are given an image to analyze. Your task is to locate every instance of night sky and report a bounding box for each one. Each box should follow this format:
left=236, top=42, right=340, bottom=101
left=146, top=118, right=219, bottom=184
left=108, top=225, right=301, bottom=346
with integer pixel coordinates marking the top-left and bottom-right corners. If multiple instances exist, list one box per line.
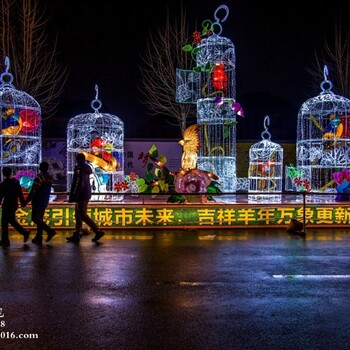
left=43, top=0, right=347, bottom=141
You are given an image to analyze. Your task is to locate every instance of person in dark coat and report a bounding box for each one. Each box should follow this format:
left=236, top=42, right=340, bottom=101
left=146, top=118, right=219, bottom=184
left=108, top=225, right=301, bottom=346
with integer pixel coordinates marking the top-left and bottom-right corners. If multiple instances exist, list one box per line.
left=67, top=153, right=105, bottom=243
left=0, top=167, right=30, bottom=247
left=25, top=161, right=56, bottom=245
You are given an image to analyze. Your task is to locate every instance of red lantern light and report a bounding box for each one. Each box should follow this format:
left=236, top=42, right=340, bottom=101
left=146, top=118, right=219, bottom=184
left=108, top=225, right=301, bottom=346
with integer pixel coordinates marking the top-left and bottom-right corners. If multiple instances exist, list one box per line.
left=212, top=63, right=227, bottom=91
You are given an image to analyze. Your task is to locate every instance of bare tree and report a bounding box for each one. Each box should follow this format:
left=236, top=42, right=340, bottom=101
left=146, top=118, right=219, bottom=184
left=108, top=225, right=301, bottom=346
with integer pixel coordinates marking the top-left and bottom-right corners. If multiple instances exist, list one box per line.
left=0, top=0, right=67, bottom=118
left=309, top=22, right=350, bottom=97
left=139, top=4, right=196, bottom=136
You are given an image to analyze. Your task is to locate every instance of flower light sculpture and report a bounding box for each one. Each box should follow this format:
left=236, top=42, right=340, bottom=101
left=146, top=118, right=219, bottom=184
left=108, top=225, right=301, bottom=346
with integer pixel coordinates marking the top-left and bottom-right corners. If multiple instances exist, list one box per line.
left=333, top=169, right=350, bottom=201
left=0, top=57, right=41, bottom=189
left=66, top=85, right=124, bottom=200
left=136, top=126, right=220, bottom=204
left=114, top=172, right=141, bottom=195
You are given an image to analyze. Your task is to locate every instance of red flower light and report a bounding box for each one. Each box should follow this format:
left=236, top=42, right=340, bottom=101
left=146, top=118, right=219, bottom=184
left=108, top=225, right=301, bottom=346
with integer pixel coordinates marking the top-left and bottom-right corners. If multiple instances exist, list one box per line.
left=294, top=177, right=303, bottom=186
left=129, top=172, right=137, bottom=181
left=192, top=31, right=201, bottom=45
left=114, top=180, right=130, bottom=192
left=303, top=180, right=310, bottom=190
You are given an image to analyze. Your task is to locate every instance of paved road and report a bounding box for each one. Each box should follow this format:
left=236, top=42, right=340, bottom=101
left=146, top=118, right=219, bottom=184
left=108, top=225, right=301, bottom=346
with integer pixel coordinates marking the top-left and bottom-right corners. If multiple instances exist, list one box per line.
left=1, top=228, right=350, bottom=350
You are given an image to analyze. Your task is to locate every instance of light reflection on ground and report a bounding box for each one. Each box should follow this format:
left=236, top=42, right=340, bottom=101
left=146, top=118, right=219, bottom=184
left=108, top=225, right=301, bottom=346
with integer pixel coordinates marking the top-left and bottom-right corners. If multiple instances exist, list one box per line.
left=273, top=274, right=350, bottom=279
left=8, top=229, right=348, bottom=242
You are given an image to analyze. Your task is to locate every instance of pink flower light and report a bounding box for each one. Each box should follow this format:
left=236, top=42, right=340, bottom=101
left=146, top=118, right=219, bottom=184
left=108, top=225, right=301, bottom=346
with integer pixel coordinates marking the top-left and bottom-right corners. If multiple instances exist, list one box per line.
left=174, top=169, right=212, bottom=193
left=333, top=170, right=350, bottom=185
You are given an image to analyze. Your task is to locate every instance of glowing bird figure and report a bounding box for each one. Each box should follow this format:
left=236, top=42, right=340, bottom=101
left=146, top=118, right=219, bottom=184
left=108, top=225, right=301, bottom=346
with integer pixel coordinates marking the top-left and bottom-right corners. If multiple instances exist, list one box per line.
left=323, top=113, right=341, bottom=138
left=179, top=124, right=200, bottom=171
left=212, top=63, right=227, bottom=92
left=322, top=112, right=343, bottom=148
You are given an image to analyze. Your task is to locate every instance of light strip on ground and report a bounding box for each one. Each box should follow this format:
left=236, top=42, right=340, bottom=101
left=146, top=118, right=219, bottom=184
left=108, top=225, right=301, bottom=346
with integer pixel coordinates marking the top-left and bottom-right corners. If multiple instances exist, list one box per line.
left=273, top=275, right=350, bottom=279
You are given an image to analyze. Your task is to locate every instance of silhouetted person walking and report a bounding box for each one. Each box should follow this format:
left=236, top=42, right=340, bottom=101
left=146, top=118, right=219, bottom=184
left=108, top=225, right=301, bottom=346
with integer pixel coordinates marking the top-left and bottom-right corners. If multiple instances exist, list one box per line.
left=0, top=167, right=30, bottom=247
left=67, top=153, right=105, bottom=243
left=25, top=161, right=56, bottom=245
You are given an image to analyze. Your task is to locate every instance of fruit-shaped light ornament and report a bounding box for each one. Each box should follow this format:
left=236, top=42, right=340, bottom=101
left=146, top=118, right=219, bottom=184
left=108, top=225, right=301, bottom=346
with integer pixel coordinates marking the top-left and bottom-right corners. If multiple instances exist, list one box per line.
left=66, top=85, right=124, bottom=201
left=0, top=56, right=41, bottom=187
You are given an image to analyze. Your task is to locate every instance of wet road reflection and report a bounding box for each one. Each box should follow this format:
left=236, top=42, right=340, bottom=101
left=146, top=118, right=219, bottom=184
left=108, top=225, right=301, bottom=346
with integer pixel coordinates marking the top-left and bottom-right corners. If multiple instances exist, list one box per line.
left=1, top=229, right=350, bottom=350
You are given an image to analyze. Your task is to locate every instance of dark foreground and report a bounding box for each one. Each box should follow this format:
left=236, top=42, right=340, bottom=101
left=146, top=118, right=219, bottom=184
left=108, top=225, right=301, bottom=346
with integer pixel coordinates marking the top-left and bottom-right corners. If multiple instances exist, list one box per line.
left=1, top=228, right=350, bottom=350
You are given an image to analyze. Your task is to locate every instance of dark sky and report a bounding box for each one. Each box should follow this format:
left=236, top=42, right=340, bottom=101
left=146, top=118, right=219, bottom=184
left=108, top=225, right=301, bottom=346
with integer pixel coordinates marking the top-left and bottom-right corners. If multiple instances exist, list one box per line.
left=43, top=0, right=347, bottom=141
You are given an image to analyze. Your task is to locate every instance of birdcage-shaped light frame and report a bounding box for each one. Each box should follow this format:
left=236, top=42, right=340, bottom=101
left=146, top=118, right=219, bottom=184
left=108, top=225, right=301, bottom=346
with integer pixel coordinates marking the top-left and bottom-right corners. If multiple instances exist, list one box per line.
left=294, top=66, right=350, bottom=194
left=0, top=57, right=41, bottom=189
left=66, top=86, right=124, bottom=201
left=248, top=116, right=283, bottom=202
left=193, top=5, right=238, bottom=198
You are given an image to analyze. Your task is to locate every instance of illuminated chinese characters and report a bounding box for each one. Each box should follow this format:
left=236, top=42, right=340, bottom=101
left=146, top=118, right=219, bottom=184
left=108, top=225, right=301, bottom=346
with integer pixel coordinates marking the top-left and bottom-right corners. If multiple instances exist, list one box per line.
left=14, top=204, right=350, bottom=228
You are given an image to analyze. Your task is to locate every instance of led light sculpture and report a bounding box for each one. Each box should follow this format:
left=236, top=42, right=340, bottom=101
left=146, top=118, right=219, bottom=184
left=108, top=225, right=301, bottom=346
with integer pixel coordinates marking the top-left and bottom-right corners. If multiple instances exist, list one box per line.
left=286, top=66, right=350, bottom=197
left=197, top=5, right=237, bottom=200
left=176, top=5, right=239, bottom=201
left=66, top=85, right=124, bottom=200
left=248, top=116, right=283, bottom=202
left=0, top=57, right=41, bottom=187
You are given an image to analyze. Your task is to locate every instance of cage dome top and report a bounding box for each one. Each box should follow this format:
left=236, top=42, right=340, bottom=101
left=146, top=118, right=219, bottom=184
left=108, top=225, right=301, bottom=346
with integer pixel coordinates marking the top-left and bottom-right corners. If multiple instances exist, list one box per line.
left=299, top=93, right=350, bottom=116
left=198, top=35, right=234, bottom=46
left=0, top=57, right=41, bottom=111
left=67, top=85, right=123, bottom=128
left=250, top=116, right=282, bottom=151
left=299, top=66, right=350, bottom=115
left=67, top=112, right=124, bottom=127
left=197, top=5, right=233, bottom=47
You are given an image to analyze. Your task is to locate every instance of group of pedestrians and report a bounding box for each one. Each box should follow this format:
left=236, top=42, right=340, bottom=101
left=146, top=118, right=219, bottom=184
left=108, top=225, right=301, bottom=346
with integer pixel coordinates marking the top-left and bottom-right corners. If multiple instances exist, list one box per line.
left=0, top=153, right=105, bottom=247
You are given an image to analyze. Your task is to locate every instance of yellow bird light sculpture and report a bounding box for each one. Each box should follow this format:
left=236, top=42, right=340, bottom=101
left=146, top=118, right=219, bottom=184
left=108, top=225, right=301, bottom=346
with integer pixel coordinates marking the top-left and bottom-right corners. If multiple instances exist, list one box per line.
left=179, top=124, right=200, bottom=171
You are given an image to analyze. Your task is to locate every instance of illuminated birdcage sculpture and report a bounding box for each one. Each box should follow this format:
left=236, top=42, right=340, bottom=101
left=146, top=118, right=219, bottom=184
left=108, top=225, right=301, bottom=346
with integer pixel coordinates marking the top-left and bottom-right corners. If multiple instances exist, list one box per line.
left=66, top=85, right=124, bottom=200
left=248, top=116, right=283, bottom=202
left=0, top=57, right=41, bottom=189
left=285, top=66, right=350, bottom=197
left=195, top=5, right=238, bottom=199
